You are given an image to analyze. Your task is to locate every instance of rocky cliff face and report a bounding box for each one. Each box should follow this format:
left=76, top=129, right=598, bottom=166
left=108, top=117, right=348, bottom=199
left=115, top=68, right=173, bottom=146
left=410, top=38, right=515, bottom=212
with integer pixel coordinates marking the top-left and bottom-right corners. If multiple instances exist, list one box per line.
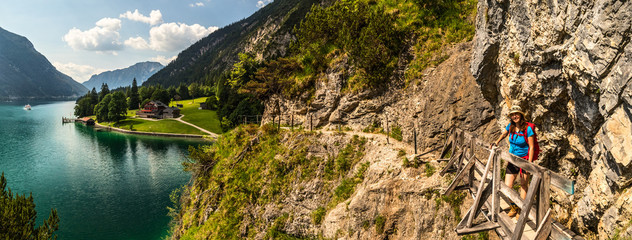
left=471, top=0, right=632, bottom=238
left=263, top=42, right=499, bottom=150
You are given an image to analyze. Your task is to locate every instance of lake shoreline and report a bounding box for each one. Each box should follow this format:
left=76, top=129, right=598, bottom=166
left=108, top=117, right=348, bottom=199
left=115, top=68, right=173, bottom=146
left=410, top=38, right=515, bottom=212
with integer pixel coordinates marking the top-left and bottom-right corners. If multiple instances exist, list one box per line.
left=93, top=122, right=214, bottom=141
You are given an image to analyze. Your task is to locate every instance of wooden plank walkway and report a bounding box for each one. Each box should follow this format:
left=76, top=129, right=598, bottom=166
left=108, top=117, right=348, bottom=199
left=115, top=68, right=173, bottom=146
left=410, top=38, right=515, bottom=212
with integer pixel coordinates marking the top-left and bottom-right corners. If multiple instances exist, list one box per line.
left=438, top=128, right=583, bottom=240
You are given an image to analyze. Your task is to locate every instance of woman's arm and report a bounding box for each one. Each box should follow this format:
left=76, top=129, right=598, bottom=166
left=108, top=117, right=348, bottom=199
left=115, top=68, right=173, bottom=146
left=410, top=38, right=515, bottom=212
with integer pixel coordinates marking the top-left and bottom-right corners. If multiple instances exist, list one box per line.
left=492, top=131, right=509, bottom=147
left=528, top=136, right=535, bottom=162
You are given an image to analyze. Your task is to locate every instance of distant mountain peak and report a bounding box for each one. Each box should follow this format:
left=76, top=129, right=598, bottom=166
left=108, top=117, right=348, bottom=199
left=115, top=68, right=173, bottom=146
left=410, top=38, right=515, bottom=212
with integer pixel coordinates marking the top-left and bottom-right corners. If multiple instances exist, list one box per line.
left=82, top=61, right=164, bottom=90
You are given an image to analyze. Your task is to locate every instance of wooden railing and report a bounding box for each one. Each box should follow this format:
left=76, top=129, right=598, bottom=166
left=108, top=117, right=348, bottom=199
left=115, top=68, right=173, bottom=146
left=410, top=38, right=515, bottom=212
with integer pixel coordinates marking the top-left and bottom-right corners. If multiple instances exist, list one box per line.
left=438, top=128, right=582, bottom=240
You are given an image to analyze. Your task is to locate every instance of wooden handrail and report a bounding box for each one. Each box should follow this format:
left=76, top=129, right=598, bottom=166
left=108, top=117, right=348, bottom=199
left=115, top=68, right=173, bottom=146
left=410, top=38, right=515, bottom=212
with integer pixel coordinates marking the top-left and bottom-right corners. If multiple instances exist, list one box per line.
left=443, top=128, right=579, bottom=240
left=454, top=128, right=575, bottom=195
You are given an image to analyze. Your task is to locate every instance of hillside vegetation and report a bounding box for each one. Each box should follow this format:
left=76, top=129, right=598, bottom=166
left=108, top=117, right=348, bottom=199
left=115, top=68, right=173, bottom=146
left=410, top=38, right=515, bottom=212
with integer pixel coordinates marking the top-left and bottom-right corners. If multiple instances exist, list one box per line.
left=172, top=125, right=371, bottom=239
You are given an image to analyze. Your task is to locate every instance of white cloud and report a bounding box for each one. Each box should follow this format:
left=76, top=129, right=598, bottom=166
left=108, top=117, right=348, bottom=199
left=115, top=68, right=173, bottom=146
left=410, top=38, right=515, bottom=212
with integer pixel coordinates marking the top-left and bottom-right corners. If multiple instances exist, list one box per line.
left=190, top=2, right=205, bottom=7
left=126, top=22, right=218, bottom=52
left=53, top=62, right=107, bottom=83
left=151, top=55, right=177, bottom=65
left=257, top=0, right=273, bottom=8
left=119, top=9, right=163, bottom=25
left=63, top=18, right=123, bottom=52
left=124, top=36, right=150, bottom=50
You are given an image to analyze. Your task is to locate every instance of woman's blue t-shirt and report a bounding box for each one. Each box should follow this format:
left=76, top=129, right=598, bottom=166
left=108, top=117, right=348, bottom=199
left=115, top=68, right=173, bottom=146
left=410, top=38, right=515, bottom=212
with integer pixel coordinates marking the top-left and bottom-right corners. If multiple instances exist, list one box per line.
left=505, top=124, right=534, bottom=157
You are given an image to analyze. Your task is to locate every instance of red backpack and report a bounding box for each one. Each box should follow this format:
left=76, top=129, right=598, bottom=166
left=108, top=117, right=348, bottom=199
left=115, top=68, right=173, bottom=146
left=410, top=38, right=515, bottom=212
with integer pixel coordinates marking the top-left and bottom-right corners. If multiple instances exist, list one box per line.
left=510, top=122, right=540, bottom=161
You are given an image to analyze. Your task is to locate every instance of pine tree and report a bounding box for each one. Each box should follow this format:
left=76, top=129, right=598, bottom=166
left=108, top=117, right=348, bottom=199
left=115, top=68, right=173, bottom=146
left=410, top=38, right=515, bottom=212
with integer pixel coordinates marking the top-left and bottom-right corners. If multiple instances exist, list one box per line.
left=99, top=83, right=110, bottom=102
left=128, top=78, right=141, bottom=110
left=0, top=172, right=59, bottom=240
left=90, top=88, right=98, bottom=105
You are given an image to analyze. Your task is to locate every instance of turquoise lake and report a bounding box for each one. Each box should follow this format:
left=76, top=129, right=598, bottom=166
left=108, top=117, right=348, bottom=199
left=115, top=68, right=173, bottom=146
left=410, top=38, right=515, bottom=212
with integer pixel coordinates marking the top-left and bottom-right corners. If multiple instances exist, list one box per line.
left=0, top=101, right=207, bottom=239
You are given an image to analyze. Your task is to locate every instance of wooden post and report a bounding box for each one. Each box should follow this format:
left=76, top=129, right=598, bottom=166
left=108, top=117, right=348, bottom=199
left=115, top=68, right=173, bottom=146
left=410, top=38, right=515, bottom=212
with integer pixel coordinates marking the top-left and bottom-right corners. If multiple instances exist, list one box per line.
left=278, top=114, right=281, bottom=132
left=534, top=208, right=552, bottom=240
left=414, top=126, right=417, bottom=155
left=467, top=148, right=496, bottom=227
left=386, top=115, right=390, bottom=144
left=491, top=147, right=500, bottom=222
left=291, top=114, right=294, bottom=130
left=512, top=174, right=542, bottom=240
left=310, top=114, right=313, bottom=131
left=538, top=171, right=551, bottom=226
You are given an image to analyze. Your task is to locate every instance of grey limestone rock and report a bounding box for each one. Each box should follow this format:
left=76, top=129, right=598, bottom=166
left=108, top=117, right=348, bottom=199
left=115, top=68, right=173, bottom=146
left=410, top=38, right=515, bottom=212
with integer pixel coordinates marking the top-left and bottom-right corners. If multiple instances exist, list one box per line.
left=471, top=0, right=632, bottom=236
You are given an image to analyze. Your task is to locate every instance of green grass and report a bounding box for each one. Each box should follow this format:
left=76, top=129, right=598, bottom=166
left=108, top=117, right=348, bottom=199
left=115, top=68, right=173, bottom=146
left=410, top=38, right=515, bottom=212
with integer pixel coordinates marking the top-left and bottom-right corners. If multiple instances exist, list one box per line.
left=111, top=118, right=207, bottom=135
left=311, top=207, right=326, bottom=225
left=375, top=215, right=386, bottom=234
left=390, top=125, right=403, bottom=141
left=94, top=97, right=219, bottom=136
left=172, top=97, right=223, bottom=134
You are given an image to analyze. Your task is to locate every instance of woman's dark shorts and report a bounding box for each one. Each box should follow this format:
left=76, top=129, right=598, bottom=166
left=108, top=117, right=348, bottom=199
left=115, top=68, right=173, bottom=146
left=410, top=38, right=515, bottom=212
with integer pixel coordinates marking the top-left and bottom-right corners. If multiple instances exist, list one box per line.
left=506, top=162, right=520, bottom=174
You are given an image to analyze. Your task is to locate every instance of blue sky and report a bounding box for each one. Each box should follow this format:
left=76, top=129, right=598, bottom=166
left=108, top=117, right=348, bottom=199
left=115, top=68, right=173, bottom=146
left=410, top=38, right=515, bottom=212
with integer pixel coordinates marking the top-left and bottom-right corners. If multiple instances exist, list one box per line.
left=0, top=0, right=274, bottom=82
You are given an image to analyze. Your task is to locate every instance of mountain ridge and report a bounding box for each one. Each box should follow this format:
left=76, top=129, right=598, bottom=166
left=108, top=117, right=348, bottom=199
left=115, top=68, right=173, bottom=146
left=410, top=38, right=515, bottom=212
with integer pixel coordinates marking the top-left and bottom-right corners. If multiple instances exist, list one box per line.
left=144, top=0, right=317, bottom=87
left=0, top=27, right=87, bottom=99
left=82, top=61, right=163, bottom=90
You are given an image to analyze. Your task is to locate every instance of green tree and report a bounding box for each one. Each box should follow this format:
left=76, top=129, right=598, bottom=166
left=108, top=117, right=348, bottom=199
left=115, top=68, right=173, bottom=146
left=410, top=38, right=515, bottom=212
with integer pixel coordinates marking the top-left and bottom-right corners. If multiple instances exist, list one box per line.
left=89, top=87, right=98, bottom=105
left=0, top=172, right=60, bottom=240
left=228, top=53, right=258, bottom=88
left=94, top=94, right=112, bottom=122
left=167, top=86, right=177, bottom=100
left=204, top=95, right=218, bottom=110
left=188, top=82, right=201, bottom=100
left=108, top=92, right=128, bottom=123
left=177, top=83, right=190, bottom=100
left=139, top=86, right=155, bottom=103
left=151, top=88, right=170, bottom=106
left=74, top=97, right=94, bottom=117
left=98, top=83, right=110, bottom=102
left=128, top=78, right=141, bottom=110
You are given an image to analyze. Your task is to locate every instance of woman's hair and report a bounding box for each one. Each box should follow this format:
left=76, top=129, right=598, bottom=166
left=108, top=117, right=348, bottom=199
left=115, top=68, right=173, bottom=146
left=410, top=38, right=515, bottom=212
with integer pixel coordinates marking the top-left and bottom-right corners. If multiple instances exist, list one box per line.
left=509, top=113, right=526, bottom=133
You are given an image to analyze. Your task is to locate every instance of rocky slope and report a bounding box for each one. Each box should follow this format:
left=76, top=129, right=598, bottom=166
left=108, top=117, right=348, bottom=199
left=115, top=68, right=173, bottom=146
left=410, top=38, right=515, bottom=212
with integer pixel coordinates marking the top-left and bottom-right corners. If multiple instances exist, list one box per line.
left=0, top=27, right=87, bottom=99
left=82, top=61, right=163, bottom=90
left=263, top=42, right=498, bottom=152
left=173, top=125, right=475, bottom=239
left=471, top=0, right=632, bottom=238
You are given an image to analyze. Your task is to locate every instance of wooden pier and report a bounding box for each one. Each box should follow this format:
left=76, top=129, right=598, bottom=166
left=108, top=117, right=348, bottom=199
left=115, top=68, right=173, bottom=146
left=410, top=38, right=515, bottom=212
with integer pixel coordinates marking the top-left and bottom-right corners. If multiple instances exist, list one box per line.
left=62, top=117, right=80, bottom=123
left=439, top=127, right=582, bottom=240
left=62, top=117, right=95, bottom=125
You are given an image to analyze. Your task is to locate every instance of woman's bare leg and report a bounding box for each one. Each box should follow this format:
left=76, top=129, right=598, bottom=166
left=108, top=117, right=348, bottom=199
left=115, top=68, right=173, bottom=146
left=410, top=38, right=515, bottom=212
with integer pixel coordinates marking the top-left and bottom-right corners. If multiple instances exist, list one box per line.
left=519, top=172, right=530, bottom=199
left=505, top=173, right=517, bottom=189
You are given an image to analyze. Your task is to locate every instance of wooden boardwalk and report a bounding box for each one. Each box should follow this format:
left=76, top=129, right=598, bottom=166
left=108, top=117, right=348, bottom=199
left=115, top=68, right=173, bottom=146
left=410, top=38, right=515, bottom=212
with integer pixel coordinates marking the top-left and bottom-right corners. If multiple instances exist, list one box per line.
left=438, top=128, right=583, bottom=240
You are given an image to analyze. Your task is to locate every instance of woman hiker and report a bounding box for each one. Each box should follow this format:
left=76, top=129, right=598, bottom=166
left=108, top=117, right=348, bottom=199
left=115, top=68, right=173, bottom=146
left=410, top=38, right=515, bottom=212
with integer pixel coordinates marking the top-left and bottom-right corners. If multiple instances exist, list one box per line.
left=490, top=105, right=536, bottom=218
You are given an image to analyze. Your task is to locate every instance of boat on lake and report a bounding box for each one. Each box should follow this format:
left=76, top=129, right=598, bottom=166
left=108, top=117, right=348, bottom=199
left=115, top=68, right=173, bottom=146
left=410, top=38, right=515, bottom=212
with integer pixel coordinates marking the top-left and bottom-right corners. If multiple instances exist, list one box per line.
left=24, top=104, right=31, bottom=110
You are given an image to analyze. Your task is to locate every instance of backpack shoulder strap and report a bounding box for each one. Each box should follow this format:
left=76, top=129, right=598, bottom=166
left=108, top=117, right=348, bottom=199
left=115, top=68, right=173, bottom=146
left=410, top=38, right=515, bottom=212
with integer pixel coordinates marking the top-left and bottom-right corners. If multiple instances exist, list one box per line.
left=525, top=122, right=536, bottom=135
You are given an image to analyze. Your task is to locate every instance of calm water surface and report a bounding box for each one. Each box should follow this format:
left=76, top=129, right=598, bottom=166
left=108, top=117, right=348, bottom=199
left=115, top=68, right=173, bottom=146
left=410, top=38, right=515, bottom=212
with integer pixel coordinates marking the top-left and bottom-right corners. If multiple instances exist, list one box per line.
left=0, top=101, right=206, bottom=240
